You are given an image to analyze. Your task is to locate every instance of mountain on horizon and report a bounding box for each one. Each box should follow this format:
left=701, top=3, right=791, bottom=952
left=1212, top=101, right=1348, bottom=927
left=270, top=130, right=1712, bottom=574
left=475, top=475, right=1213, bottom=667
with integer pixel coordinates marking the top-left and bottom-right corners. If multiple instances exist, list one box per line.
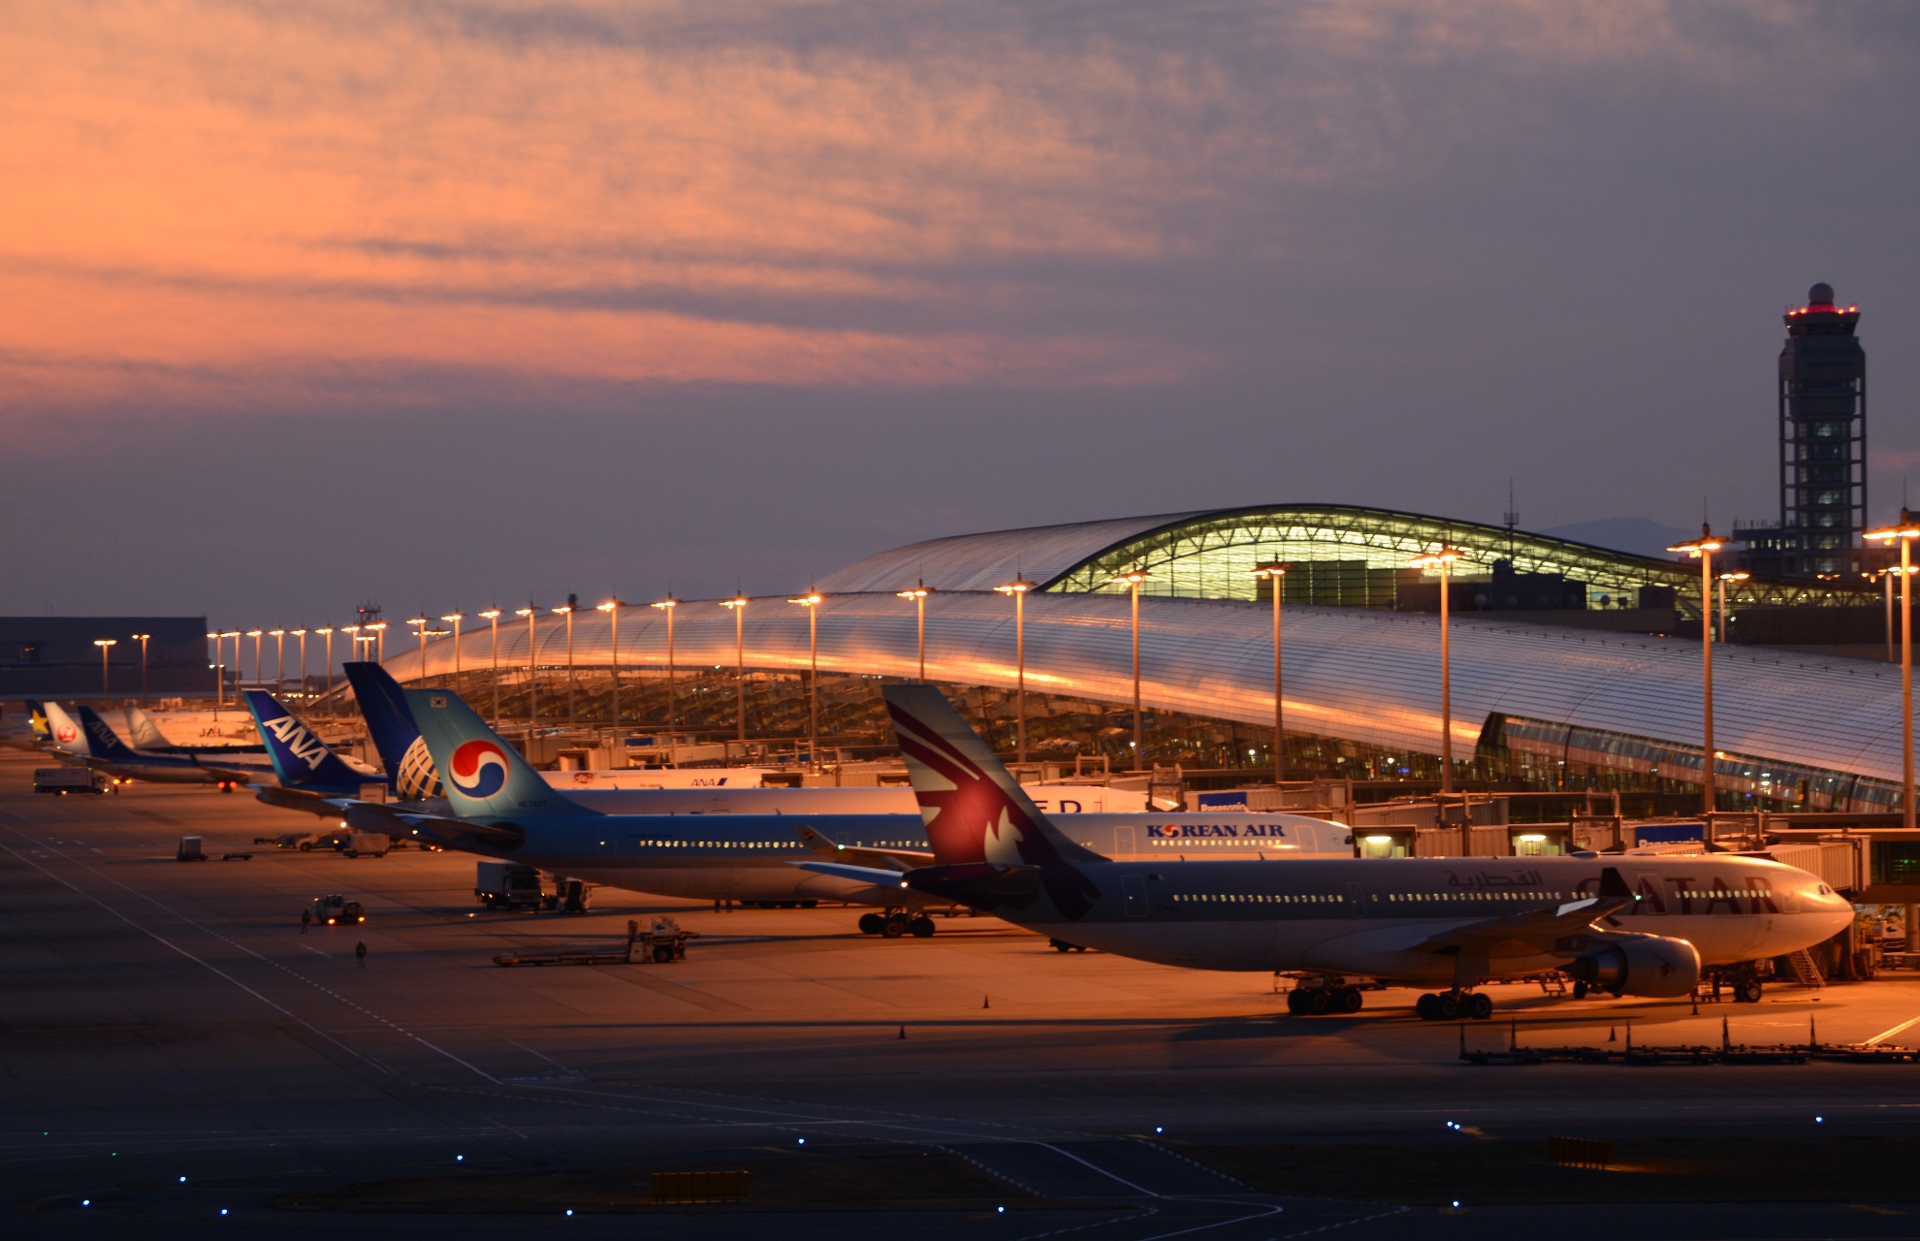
left=1538, top=517, right=1691, bottom=561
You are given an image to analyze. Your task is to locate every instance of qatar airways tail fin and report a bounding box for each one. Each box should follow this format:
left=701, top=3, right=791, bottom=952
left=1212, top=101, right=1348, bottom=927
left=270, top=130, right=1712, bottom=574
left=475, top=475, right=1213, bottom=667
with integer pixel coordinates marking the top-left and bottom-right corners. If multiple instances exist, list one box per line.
left=881, top=684, right=1104, bottom=868
left=404, top=688, right=594, bottom=820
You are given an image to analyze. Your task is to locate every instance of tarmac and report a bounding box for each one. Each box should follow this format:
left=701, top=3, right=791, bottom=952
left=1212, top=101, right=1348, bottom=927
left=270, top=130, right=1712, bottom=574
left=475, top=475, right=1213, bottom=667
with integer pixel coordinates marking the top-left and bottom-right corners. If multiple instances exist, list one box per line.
left=4, top=750, right=1920, bottom=1239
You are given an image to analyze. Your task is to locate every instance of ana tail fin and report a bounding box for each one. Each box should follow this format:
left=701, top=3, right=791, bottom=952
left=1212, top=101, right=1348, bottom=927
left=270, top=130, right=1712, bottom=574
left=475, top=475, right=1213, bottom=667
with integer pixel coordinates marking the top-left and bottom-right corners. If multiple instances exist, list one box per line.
left=881, top=684, right=1103, bottom=867
left=404, top=688, right=593, bottom=819
left=244, top=691, right=379, bottom=791
left=72, top=705, right=139, bottom=760
left=342, top=661, right=440, bottom=797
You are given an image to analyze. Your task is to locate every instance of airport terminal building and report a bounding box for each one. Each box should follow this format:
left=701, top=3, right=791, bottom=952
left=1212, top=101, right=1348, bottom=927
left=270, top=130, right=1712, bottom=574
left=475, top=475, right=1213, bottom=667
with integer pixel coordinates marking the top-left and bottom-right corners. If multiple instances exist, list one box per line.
left=390, top=505, right=1906, bottom=815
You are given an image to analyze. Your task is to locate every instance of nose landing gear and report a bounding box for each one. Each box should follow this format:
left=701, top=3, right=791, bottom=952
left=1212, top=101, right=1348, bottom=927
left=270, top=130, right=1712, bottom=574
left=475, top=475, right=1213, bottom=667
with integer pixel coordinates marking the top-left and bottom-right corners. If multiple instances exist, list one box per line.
left=858, top=908, right=936, bottom=938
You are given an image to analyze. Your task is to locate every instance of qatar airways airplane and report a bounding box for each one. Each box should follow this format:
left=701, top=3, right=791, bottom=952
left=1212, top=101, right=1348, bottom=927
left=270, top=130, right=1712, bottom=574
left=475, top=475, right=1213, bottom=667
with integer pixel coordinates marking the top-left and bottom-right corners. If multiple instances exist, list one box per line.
left=871, top=685, right=1855, bottom=1018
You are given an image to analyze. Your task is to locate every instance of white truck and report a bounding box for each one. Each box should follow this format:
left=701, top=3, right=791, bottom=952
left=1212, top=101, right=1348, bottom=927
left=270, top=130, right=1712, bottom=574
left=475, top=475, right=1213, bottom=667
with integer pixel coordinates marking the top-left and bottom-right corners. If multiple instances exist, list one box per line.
left=475, top=861, right=548, bottom=911
left=33, top=767, right=104, bottom=795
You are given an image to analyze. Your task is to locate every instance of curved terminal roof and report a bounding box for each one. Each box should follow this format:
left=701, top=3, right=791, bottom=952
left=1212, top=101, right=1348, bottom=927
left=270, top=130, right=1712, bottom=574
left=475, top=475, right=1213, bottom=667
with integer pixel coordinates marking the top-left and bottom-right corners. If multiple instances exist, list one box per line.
left=398, top=589, right=1904, bottom=802
left=817, top=512, right=1208, bottom=594
left=819, top=504, right=1872, bottom=616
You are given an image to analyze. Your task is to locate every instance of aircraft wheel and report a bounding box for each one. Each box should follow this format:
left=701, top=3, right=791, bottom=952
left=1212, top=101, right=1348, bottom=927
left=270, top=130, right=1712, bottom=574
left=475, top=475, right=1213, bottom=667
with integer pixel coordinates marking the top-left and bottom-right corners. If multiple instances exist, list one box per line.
left=1467, top=992, right=1494, bottom=1020
left=1306, top=988, right=1332, bottom=1015
left=1736, top=979, right=1763, bottom=1004
left=1435, top=992, right=1462, bottom=1021
left=858, top=913, right=884, bottom=935
left=800, top=901, right=818, bottom=909
left=1415, top=993, right=1440, bottom=1020
left=881, top=914, right=909, bottom=938
left=1287, top=989, right=1309, bottom=1014
left=1336, top=987, right=1363, bottom=1014
left=908, top=916, right=936, bottom=938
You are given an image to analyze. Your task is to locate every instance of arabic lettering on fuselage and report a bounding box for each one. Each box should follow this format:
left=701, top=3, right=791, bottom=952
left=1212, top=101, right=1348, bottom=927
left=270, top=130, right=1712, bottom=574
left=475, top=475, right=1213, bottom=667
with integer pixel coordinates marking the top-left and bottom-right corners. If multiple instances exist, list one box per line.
left=1145, top=823, right=1288, bottom=839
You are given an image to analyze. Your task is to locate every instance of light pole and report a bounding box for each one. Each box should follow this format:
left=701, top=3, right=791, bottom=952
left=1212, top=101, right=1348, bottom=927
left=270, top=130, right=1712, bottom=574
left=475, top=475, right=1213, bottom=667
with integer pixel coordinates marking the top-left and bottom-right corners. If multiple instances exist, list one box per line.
left=94, top=638, right=117, bottom=699
left=247, top=630, right=263, bottom=688
left=995, top=577, right=1032, bottom=763
left=270, top=629, right=286, bottom=692
left=721, top=595, right=750, bottom=745
left=597, top=600, right=624, bottom=727
left=1882, top=568, right=1896, bottom=663
left=1716, top=572, right=1749, bottom=643
left=1250, top=562, right=1292, bottom=785
left=555, top=600, right=577, bottom=726
left=1668, top=525, right=1726, bottom=815
left=1109, top=569, right=1150, bottom=771
left=1867, top=509, right=1920, bottom=831
left=442, top=613, right=465, bottom=686
left=652, top=595, right=679, bottom=764
left=1409, top=548, right=1463, bottom=794
left=222, top=631, right=240, bottom=701
left=790, top=592, right=823, bottom=771
left=207, top=632, right=221, bottom=710
left=292, top=629, right=307, bottom=698
left=896, top=581, right=932, bottom=682
left=316, top=628, right=334, bottom=711
left=517, top=606, right=540, bottom=727
left=408, top=616, right=430, bottom=684
left=131, top=633, right=151, bottom=706
left=479, top=609, right=502, bottom=725
left=369, top=621, right=387, bottom=664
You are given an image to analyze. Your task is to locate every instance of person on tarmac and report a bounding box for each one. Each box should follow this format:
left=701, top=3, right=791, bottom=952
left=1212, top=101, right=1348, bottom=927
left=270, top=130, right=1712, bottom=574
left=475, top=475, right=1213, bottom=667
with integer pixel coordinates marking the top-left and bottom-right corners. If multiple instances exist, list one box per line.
left=300, top=908, right=311, bottom=934
left=355, top=941, right=367, bottom=969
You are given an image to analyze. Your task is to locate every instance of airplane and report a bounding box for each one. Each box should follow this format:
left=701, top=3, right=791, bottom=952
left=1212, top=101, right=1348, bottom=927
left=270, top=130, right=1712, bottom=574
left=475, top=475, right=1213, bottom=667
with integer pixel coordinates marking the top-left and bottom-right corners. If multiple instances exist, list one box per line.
left=394, top=687, right=1355, bottom=933
left=873, top=684, right=1857, bottom=1017
left=119, top=705, right=266, bottom=755
left=244, top=690, right=388, bottom=799
left=43, top=701, right=272, bottom=789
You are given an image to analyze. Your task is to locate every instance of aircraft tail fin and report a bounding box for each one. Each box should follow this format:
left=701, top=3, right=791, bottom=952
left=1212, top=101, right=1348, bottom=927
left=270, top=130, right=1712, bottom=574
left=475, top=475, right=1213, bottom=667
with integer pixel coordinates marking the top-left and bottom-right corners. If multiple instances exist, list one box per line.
left=122, top=706, right=174, bottom=750
left=404, top=688, right=594, bottom=819
left=37, top=702, right=84, bottom=752
left=243, top=691, right=377, bottom=790
left=72, top=705, right=140, bottom=760
left=24, top=701, right=51, bottom=741
left=342, top=661, right=441, bottom=798
left=881, top=684, right=1103, bottom=867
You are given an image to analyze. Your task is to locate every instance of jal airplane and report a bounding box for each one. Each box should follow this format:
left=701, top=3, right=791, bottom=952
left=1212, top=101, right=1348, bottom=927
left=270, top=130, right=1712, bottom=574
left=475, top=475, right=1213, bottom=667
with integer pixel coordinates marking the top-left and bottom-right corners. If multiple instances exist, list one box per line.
left=43, top=702, right=271, bottom=789
left=873, top=685, right=1855, bottom=1017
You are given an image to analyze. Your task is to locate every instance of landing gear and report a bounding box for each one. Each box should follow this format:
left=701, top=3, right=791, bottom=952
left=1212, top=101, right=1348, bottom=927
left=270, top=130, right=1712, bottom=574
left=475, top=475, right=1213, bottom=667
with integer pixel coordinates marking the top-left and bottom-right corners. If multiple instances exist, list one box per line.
left=1572, top=980, right=1589, bottom=1000
left=858, top=913, right=884, bottom=935
left=1415, top=990, right=1491, bottom=1020
left=908, top=916, right=936, bottom=938
left=1287, top=982, right=1364, bottom=1016
left=1734, top=978, right=1764, bottom=1004
left=858, top=907, right=932, bottom=937
left=1050, top=938, right=1089, bottom=953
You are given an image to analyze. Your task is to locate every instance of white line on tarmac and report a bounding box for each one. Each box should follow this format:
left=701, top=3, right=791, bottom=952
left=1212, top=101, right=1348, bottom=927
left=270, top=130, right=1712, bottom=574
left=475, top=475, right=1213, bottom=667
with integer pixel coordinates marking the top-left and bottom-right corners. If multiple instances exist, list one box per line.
left=1866, top=1013, right=1920, bottom=1045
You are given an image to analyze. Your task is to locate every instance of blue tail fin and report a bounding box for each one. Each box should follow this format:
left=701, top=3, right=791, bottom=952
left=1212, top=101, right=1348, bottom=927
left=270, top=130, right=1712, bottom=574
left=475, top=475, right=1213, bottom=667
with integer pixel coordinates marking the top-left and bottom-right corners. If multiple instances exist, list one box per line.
left=24, top=701, right=51, bottom=741
left=244, top=691, right=378, bottom=792
left=342, top=662, right=441, bottom=798
left=72, top=705, right=140, bottom=760
left=404, top=688, right=594, bottom=820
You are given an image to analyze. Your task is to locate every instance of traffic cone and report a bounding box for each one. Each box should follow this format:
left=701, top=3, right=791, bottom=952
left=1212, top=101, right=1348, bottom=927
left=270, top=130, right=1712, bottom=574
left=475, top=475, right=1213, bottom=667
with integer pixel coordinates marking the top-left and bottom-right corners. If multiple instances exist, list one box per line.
left=1608, top=1025, right=1616, bottom=1042
left=983, top=996, right=990, bottom=1009
left=898, top=1024, right=906, bottom=1040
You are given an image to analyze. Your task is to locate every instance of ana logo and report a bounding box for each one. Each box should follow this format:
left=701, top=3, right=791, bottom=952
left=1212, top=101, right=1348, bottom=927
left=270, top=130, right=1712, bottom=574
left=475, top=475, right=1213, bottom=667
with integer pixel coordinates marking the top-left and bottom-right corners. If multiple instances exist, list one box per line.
left=263, top=715, right=328, bottom=771
left=448, top=740, right=510, bottom=798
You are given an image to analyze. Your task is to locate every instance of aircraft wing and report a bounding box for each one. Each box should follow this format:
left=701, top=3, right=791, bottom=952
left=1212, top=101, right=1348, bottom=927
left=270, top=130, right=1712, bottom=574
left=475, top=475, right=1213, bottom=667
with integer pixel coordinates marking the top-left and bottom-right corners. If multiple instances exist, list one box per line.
left=1403, top=866, right=1638, bottom=956
left=788, top=860, right=915, bottom=887
left=797, top=825, right=934, bottom=872
left=252, top=788, right=524, bottom=851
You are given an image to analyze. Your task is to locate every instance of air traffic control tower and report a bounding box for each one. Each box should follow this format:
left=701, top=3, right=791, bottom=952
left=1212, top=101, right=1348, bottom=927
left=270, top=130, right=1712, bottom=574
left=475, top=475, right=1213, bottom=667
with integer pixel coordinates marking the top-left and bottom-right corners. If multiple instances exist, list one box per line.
left=1739, top=283, right=1867, bottom=577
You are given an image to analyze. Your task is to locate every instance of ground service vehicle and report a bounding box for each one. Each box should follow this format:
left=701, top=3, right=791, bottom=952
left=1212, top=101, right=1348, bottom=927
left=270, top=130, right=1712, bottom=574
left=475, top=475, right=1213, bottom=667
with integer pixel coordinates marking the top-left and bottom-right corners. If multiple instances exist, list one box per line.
left=33, top=767, right=103, bottom=795
left=309, top=894, right=366, bottom=925
left=476, top=861, right=546, bottom=910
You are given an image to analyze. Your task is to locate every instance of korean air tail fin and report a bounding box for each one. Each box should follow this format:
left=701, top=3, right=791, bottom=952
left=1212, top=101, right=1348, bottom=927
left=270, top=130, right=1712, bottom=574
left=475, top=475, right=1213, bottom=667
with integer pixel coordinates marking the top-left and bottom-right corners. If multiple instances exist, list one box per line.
left=72, top=705, right=140, bottom=760
left=342, top=662, right=441, bottom=798
left=881, top=684, right=1104, bottom=868
left=122, top=706, right=174, bottom=751
left=244, top=691, right=377, bottom=791
left=404, top=688, right=594, bottom=819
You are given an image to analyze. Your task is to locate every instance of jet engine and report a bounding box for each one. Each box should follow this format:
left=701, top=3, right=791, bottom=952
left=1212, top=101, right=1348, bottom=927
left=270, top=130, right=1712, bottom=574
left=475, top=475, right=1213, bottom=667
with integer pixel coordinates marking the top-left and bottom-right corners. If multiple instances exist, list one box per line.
left=1563, top=934, right=1700, bottom=998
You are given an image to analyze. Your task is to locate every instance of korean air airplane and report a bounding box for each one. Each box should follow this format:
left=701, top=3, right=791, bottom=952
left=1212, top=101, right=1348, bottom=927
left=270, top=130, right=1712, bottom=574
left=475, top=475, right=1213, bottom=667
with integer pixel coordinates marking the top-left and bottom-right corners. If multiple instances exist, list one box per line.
left=391, top=688, right=1356, bottom=933
left=44, top=702, right=271, bottom=789
left=876, top=685, right=1855, bottom=1018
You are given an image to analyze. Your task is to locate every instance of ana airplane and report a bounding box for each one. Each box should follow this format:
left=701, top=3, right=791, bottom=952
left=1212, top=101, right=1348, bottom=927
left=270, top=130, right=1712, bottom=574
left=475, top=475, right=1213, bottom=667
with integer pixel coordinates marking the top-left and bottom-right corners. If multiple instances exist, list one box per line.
left=391, top=687, right=1353, bottom=933
left=877, top=684, right=1855, bottom=1017
left=244, top=691, right=387, bottom=799
left=43, top=702, right=272, bottom=789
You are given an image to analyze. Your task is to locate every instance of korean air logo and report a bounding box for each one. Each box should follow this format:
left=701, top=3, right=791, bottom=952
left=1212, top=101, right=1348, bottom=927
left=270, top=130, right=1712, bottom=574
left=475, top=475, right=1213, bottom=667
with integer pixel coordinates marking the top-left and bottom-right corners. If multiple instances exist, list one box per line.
left=448, top=740, right=510, bottom=798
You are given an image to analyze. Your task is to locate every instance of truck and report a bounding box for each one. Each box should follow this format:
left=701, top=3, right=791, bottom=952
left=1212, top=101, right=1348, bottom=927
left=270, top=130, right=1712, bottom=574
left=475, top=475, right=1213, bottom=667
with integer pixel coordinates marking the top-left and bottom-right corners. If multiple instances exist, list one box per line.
left=33, top=767, right=104, bottom=795
left=344, top=832, right=390, bottom=857
left=475, top=861, right=548, bottom=911
left=308, top=894, right=366, bottom=926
